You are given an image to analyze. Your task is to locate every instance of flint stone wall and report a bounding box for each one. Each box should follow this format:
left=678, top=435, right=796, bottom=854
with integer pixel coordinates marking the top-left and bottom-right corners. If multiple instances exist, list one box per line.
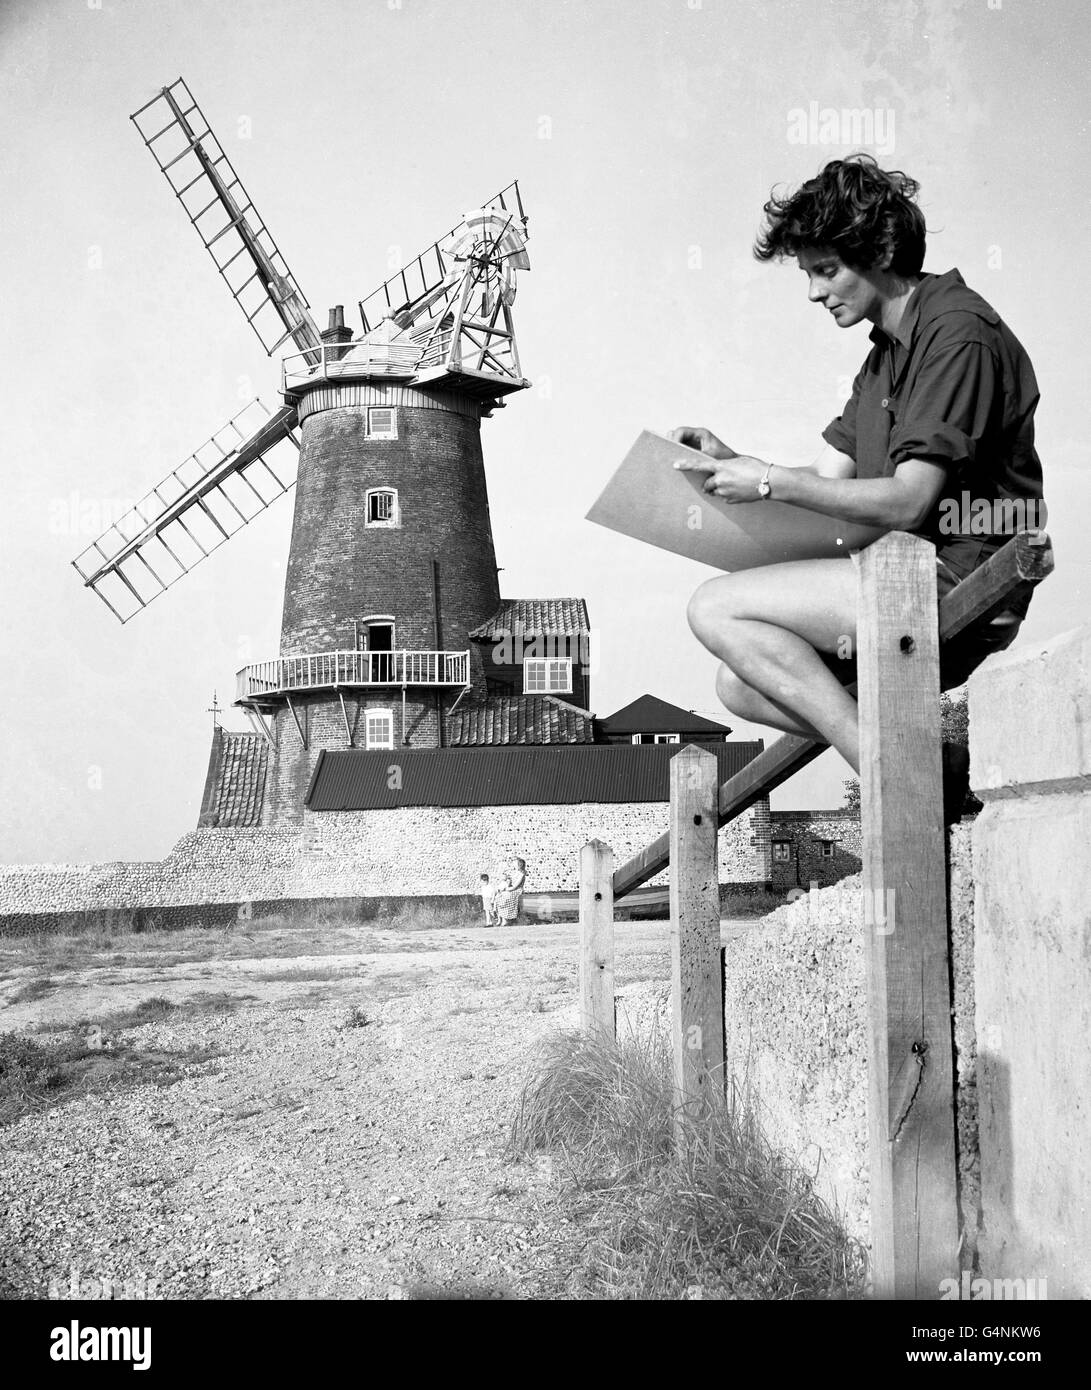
left=0, top=800, right=767, bottom=931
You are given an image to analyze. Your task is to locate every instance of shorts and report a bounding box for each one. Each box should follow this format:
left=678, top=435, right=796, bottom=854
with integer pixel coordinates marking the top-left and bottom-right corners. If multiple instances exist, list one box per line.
left=819, top=554, right=1024, bottom=693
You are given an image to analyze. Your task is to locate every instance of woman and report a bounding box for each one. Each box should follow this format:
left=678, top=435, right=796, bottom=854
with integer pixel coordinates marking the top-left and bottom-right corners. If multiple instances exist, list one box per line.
left=492, top=857, right=526, bottom=926
left=672, top=155, right=1044, bottom=821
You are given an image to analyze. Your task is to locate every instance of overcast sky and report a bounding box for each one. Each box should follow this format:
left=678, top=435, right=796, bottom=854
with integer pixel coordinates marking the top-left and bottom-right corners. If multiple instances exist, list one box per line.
left=1, top=0, right=1087, bottom=865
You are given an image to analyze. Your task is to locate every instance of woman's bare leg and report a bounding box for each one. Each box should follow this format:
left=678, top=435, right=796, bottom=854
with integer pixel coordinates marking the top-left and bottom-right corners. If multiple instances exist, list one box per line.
left=687, top=557, right=862, bottom=772
left=714, top=664, right=824, bottom=740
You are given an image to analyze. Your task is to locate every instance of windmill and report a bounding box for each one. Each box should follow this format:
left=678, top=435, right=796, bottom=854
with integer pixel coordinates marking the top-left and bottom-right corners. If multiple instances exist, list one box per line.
left=73, top=77, right=532, bottom=827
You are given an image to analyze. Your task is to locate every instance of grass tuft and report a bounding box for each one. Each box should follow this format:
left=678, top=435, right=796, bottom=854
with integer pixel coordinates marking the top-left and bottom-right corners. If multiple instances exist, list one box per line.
left=508, top=1028, right=866, bottom=1300
left=720, top=890, right=791, bottom=919
left=0, top=1024, right=219, bottom=1128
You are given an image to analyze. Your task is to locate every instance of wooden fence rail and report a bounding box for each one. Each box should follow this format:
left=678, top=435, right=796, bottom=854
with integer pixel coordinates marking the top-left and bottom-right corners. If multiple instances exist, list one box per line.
left=577, top=529, right=1053, bottom=1300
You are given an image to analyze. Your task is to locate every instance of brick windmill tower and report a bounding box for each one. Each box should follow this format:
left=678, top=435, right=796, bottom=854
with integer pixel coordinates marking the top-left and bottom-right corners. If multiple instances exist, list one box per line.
left=73, top=79, right=593, bottom=828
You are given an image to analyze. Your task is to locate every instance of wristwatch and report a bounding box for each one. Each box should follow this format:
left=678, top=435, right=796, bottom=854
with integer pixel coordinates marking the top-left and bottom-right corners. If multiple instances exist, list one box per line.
left=757, top=463, right=774, bottom=499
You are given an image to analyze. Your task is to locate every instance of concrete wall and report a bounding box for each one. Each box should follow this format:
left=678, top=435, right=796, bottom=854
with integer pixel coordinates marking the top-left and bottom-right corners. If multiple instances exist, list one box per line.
left=712, top=826, right=976, bottom=1250
left=968, top=625, right=1091, bottom=1299
left=0, top=799, right=768, bottom=931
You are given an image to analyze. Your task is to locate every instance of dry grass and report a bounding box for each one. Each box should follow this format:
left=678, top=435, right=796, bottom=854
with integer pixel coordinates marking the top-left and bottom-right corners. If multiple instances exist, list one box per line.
left=100, top=992, right=254, bottom=1029
left=372, top=900, right=476, bottom=933
left=720, top=890, right=790, bottom=919
left=0, top=1024, right=219, bottom=1128
left=508, top=1029, right=866, bottom=1301
left=0, top=899, right=483, bottom=980
left=7, top=977, right=60, bottom=1005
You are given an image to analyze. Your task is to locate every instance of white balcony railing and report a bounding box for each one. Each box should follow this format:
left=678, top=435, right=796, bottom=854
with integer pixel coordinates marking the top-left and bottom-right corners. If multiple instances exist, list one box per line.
left=236, top=648, right=470, bottom=702
left=282, top=337, right=425, bottom=391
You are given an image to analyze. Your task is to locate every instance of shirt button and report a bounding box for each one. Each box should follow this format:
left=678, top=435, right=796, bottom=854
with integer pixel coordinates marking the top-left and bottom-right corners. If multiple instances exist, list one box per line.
left=881, top=397, right=890, bottom=408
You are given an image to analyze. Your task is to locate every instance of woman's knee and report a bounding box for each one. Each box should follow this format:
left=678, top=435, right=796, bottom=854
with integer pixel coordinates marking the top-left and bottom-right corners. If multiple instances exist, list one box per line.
left=714, top=663, right=758, bottom=717
left=687, top=576, right=741, bottom=644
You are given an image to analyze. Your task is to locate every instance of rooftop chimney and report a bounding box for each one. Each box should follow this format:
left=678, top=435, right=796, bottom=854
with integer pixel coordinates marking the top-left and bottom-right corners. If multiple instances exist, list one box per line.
left=320, top=305, right=353, bottom=361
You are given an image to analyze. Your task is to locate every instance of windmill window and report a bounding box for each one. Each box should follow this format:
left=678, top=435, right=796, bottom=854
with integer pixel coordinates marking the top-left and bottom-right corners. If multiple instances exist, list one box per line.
left=524, top=658, right=572, bottom=694
left=365, top=488, right=399, bottom=527
left=367, top=407, right=398, bottom=440
left=772, top=841, right=791, bottom=863
left=365, top=708, right=394, bottom=750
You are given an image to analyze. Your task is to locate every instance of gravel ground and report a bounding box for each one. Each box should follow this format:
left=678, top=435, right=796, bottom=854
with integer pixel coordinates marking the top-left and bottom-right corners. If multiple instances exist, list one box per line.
left=0, top=919, right=682, bottom=1301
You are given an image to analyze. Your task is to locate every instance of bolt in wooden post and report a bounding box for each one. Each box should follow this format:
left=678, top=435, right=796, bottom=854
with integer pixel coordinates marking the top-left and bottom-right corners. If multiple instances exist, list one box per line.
left=578, top=839, right=615, bottom=1041
left=856, top=533, right=959, bottom=1299
left=669, top=745, right=725, bottom=1133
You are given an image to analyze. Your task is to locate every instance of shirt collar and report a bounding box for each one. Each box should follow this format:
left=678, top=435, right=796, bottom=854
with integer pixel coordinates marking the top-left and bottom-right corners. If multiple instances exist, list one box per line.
left=868, top=269, right=972, bottom=352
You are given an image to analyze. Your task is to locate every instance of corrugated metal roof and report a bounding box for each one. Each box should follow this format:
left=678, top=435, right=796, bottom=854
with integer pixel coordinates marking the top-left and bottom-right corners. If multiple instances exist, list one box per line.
left=307, top=741, right=765, bottom=811
left=447, top=694, right=595, bottom=746
left=470, top=598, right=590, bottom=640
left=211, top=731, right=268, bottom=827
left=598, top=693, right=732, bottom=736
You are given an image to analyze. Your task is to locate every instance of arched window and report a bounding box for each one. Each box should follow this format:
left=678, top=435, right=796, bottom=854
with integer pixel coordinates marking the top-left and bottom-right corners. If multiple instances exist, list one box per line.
left=365, top=488, right=399, bottom=527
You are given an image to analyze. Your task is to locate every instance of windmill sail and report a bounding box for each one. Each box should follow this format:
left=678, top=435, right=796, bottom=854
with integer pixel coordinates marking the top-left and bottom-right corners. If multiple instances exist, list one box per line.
left=131, top=78, right=321, bottom=358
left=73, top=400, right=300, bottom=623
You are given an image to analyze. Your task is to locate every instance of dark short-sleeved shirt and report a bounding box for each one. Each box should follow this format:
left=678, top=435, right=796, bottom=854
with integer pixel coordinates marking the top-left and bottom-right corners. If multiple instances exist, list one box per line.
left=822, top=269, right=1044, bottom=611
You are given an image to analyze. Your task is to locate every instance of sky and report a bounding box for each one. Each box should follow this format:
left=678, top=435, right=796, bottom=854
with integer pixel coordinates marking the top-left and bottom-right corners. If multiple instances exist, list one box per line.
left=1, top=0, right=1088, bottom=865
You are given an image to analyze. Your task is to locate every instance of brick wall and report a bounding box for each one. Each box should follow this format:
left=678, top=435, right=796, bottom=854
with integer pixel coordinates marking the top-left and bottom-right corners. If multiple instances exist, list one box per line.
left=261, top=693, right=445, bottom=828
left=768, top=810, right=862, bottom=890
left=262, top=394, right=508, bottom=826
left=280, top=401, right=500, bottom=658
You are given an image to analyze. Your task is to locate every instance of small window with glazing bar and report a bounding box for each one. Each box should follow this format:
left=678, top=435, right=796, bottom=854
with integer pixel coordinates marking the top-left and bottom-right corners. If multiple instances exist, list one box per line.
left=365, top=488, right=399, bottom=527
left=368, top=407, right=398, bottom=439
left=524, top=658, right=572, bottom=694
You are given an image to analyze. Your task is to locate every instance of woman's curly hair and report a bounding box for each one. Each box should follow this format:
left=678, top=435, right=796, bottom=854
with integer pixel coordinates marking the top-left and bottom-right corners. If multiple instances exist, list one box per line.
left=754, top=154, right=926, bottom=275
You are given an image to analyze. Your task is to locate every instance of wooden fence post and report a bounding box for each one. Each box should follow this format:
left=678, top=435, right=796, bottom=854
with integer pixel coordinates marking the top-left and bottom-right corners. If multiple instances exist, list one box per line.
left=669, top=745, right=725, bottom=1130
left=856, top=533, right=959, bottom=1299
left=578, top=839, right=615, bottom=1041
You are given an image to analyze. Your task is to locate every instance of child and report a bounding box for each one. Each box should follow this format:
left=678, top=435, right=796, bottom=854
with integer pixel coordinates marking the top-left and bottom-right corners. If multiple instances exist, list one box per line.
left=479, top=873, right=498, bottom=927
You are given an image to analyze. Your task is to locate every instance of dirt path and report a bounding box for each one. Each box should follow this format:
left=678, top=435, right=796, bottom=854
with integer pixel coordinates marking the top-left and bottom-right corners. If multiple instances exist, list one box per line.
left=0, top=918, right=729, bottom=1300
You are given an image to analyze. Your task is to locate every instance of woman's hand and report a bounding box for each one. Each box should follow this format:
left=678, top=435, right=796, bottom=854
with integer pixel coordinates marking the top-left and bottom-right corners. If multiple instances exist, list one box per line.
left=674, top=453, right=770, bottom=503
left=667, top=425, right=738, bottom=460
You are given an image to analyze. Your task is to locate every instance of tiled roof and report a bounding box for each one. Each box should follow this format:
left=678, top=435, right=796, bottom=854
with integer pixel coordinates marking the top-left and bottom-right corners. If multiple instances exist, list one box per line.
left=208, top=731, right=268, bottom=827
left=446, top=695, right=596, bottom=746
left=470, top=598, right=590, bottom=641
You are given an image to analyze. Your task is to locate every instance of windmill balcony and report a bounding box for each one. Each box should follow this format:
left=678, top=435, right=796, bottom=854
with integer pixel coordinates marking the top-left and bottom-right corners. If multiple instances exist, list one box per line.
left=282, top=338, right=427, bottom=391
left=235, top=648, right=470, bottom=703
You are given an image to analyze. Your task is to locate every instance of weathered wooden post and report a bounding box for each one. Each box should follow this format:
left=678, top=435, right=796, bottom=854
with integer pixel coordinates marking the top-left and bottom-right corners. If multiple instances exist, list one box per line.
left=578, top=839, right=615, bottom=1040
left=856, top=533, right=959, bottom=1298
left=669, top=745, right=725, bottom=1131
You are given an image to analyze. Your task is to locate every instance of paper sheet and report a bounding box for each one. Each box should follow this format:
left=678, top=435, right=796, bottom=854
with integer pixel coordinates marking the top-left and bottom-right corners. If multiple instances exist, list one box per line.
left=585, top=430, right=883, bottom=571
